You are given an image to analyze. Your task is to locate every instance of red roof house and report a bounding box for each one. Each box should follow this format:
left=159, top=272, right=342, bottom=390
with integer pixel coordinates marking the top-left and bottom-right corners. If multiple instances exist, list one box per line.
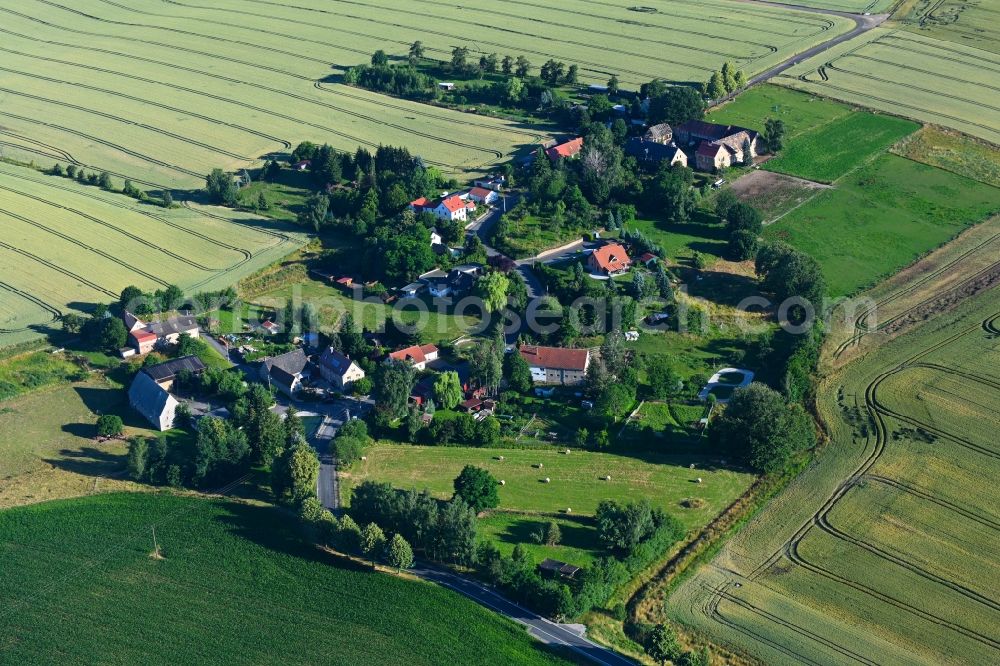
left=388, top=343, right=440, bottom=370
left=587, top=243, right=632, bottom=275
left=518, top=345, right=591, bottom=385
left=546, top=137, right=584, bottom=162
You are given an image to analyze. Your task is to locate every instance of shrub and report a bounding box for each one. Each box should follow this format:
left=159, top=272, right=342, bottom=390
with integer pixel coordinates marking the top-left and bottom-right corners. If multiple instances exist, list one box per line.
left=96, top=414, right=124, bottom=438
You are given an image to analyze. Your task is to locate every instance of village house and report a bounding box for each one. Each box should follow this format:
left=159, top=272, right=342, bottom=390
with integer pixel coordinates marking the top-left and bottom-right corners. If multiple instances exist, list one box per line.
left=467, top=186, right=500, bottom=205
left=122, top=311, right=199, bottom=356
left=587, top=242, right=632, bottom=276
left=624, top=137, right=688, bottom=167
left=410, top=194, right=469, bottom=223
left=674, top=120, right=760, bottom=172
left=420, top=264, right=482, bottom=298
left=259, top=319, right=281, bottom=336
left=128, top=355, right=206, bottom=430
left=388, top=343, right=439, bottom=370
left=398, top=281, right=424, bottom=298
left=318, top=347, right=365, bottom=392
left=546, top=137, right=584, bottom=162
left=642, top=123, right=673, bottom=144
left=259, top=348, right=309, bottom=398
left=518, top=345, right=591, bottom=385
left=473, top=174, right=505, bottom=191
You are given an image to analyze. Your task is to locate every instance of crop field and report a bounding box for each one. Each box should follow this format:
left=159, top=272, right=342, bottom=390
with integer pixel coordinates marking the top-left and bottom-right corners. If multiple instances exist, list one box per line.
left=759, top=0, right=899, bottom=11
left=825, top=213, right=1000, bottom=365
left=0, top=0, right=857, bottom=188
left=0, top=0, right=546, bottom=188
left=0, top=163, right=306, bottom=348
left=339, top=444, right=755, bottom=529
left=0, top=493, right=576, bottom=665
left=669, top=279, right=1000, bottom=664
left=897, top=0, right=1000, bottom=56
left=764, top=154, right=1000, bottom=296
left=776, top=27, right=1000, bottom=144
left=762, top=111, right=919, bottom=183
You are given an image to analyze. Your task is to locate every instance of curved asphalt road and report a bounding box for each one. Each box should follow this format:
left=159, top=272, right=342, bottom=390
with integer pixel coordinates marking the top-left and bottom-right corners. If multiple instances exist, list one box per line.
left=737, top=1, right=889, bottom=89
left=411, top=565, right=635, bottom=666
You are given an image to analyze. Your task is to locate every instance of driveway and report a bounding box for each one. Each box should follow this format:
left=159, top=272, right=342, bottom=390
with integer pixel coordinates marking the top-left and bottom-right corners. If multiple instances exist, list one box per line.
left=411, top=566, right=636, bottom=666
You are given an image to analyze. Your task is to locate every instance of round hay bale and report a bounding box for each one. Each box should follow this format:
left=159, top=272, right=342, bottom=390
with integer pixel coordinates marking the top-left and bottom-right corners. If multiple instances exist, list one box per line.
left=689, top=463, right=695, bottom=469
left=499, top=479, right=506, bottom=486
left=543, top=477, right=551, bottom=483
left=564, top=448, right=571, bottom=454
left=604, top=475, right=612, bottom=481
left=696, top=477, right=703, bottom=483
left=360, top=456, right=368, bottom=461
left=565, top=507, right=572, bottom=513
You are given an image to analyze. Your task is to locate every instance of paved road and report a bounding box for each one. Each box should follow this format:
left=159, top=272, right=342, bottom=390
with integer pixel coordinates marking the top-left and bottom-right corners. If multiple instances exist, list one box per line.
left=732, top=2, right=889, bottom=92
left=311, top=414, right=338, bottom=509
left=411, top=566, right=636, bottom=666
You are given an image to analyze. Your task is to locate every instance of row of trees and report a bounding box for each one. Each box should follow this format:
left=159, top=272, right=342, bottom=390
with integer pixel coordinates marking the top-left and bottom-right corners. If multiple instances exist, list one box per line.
left=705, top=61, right=748, bottom=100
left=50, top=163, right=173, bottom=207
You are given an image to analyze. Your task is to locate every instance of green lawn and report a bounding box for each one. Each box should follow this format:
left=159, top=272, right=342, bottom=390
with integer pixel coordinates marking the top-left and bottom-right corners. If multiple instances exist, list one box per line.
left=625, top=216, right=728, bottom=261
left=252, top=277, right=480, bottom=345
left=0, top=493, right=576, bottom=666
left=766, top=154, right=1000, bottom=296
left=708, top=84, right=852, bottom=139
left=479, top=512, right=602, bottom=569
left=340, top=444, right=755, bottom=530
left=495, top=212, right=585, bottom=259
left=763, top=112, right=920, bottom=183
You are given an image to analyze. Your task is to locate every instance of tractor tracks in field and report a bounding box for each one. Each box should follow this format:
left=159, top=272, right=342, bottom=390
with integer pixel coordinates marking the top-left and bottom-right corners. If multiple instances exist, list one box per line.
left=0, top=182, right=236, bottom=274
left=0, top=281, right=62, bottom=332
left=834, top=232, right=1000, bottom=357
left=724, top=312, right=1000, bottom=658
left=0, top=17, right=505, bottom=172
left=0, top=165, right=267, bottom=265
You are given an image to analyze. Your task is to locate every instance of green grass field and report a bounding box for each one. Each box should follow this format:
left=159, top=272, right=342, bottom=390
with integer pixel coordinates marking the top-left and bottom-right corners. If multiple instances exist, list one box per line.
left=340, top=444, right=755, bottom=528
left=479, top=512, right=603, bottom=569
left=708, top=85, right=854, bottom=140
left=892, top=127, right=1000, bottom=188
left=0, top=492, right=577, bottom=665
left=765, top=154, right=1000, bottom=296
left=777, top=27, right=1000, bottom=145
left=0, top=381, right=151, bottom=509
left=0, top=163, right=307, bottom=349
left=669, top=277, right=1000, bottom=665
left=0, top=351, right=86, bottom=401
left=252, top=277, right=479, bottom=345
left=762, top=112, right=919, bottom=183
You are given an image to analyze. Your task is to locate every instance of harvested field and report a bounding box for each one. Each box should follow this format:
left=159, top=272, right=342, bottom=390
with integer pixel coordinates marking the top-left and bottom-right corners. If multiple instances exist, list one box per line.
left=339, top=444, right=754, bottom=528
left=0, top=163, right=306, bottom=348
left=728, top=170, right=830, bottom=222
left=670, top=290, right=1000, bottom=665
